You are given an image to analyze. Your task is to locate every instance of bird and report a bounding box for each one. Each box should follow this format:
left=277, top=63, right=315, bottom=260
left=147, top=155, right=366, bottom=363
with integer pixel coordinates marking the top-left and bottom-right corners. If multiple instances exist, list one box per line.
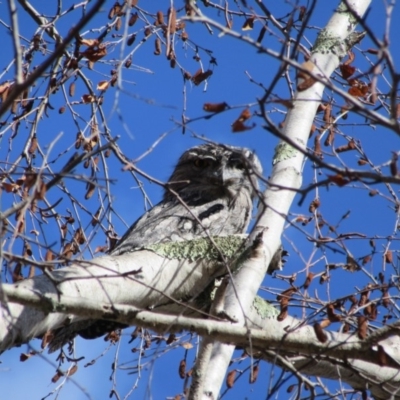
left=48, top=143, right=263, bottom=352
left=111, top=143, right=262, bottom=254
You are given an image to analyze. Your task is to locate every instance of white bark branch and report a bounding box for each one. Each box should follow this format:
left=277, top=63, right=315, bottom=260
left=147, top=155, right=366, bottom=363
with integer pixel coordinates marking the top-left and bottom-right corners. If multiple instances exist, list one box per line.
left=2, top=276, right=400, bottom=399
left=0, top=250, right=225, bottom=351
left=192, top=0, right=372, bottom=398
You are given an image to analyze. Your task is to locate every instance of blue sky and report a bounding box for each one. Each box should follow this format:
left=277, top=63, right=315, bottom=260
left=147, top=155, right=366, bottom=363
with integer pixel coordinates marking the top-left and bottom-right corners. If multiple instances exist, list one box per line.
left=1, top=1, right=399, bottom=399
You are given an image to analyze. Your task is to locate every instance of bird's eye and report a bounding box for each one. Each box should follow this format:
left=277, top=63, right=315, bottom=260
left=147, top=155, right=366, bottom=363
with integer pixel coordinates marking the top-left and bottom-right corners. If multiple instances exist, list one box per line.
left=229, top=159, right=246, bottom=170
left=234, top=161, right=245, bottom=170
left=193, top=158, right=209, bottom=168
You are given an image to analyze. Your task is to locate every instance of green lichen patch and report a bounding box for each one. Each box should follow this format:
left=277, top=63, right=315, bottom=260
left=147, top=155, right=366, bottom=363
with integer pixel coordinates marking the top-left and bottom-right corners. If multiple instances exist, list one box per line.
left=337, top=1, right=358, bottom=25
left=145, top=235, right=247, bottom=262
left=252, top=296, right=280, bottom=319
left=312, top=29, right=344, bottom=56
left=273, top=141, right=300, bottom=165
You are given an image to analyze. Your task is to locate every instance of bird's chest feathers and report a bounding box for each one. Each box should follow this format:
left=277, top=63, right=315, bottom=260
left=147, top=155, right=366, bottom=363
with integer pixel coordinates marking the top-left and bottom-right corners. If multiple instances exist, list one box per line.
left=177, top=193, right=252, bottom=236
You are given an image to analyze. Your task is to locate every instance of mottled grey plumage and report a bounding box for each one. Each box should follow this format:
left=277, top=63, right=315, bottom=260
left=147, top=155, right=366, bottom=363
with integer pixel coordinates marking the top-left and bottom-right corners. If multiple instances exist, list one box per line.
left=111, top=144, right=261, bottom=255
left=48, top=144, right=262, bottom=352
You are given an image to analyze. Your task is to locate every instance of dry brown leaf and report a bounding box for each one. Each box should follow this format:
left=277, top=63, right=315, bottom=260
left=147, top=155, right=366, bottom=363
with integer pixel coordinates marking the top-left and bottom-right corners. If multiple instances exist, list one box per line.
left=348, top=86, right=365, bottom=97
left=81, top=45, right=107, bottom=62
left=203, top=102, right=228, bottom=113
left=327, top=174, right=350, bottom=187
left=80, top=38, right=99, bottom=47
left=242, top=16, right=255, bottom=31
left=237, top=108, right=251, bottom=122
left=357, top=316, right=368, bottom=339
left=327, top=304, right=342, bottom=322
left=226, top=370, right=236, bottom=388
left=74, top=227, right=85, bottom=245
left=41, top=330, right=54, bottom=349
left=385, top=250, right=393, bottom=263
left=344, top=50, right=355, bottom=65
left=277, top=305, right=288, bottom=321
left=2, top=182, right=18, bottom=193
left=231, top=120, right=255, bottom=133
left=183, top=71, right=192, bottom=80
left=313, top=322, right=328, bottom=343
left=319, top=319, right=331, bottom=329
left=309, top=198, right=320, bottom=213
left=335, top=139, right=357, bottom=153
left=340, top=64, right=355, bottom=79
left=97, top=80, right=110, bottom=91
left=358, top=158, right=368, bottom=166
left=231, top=108, right=255, bottom=132
left=303, top=272, right=315, bottom=289
left=82, top=94, right=96, bottom=103
left=191, top=69, right=213, bottom=85
left=51, top=370, right=63, bottom=383
left=298, top=76, right=317, bottom=91
left=20, top=352, right=35, bottom=362
left=249, top=365, right=259, bottom=384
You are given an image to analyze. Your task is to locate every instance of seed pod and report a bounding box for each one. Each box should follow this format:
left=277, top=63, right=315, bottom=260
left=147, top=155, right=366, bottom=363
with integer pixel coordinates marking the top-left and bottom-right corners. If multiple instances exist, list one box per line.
left=178, top=359, right=186, bottom=379
left=69, top=81, right=76, bottom=97
left=154, top=38, right=161, bottom=55
left=28, top=135, right=38, bottom=154
left=181, top=31, right=188, bottom=41
left=115, top=17, right=122, bottom=31
left=168, top=8, right=176, bottom=33
left=85, top=182, right=95, bottom=199
left=127, top=34, right=136, bottom=46
left=156, top=10, right=164, bottom=25
left=125, top=58, right=132, bottom=68
left=128, top=13, right=138, bottom=26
